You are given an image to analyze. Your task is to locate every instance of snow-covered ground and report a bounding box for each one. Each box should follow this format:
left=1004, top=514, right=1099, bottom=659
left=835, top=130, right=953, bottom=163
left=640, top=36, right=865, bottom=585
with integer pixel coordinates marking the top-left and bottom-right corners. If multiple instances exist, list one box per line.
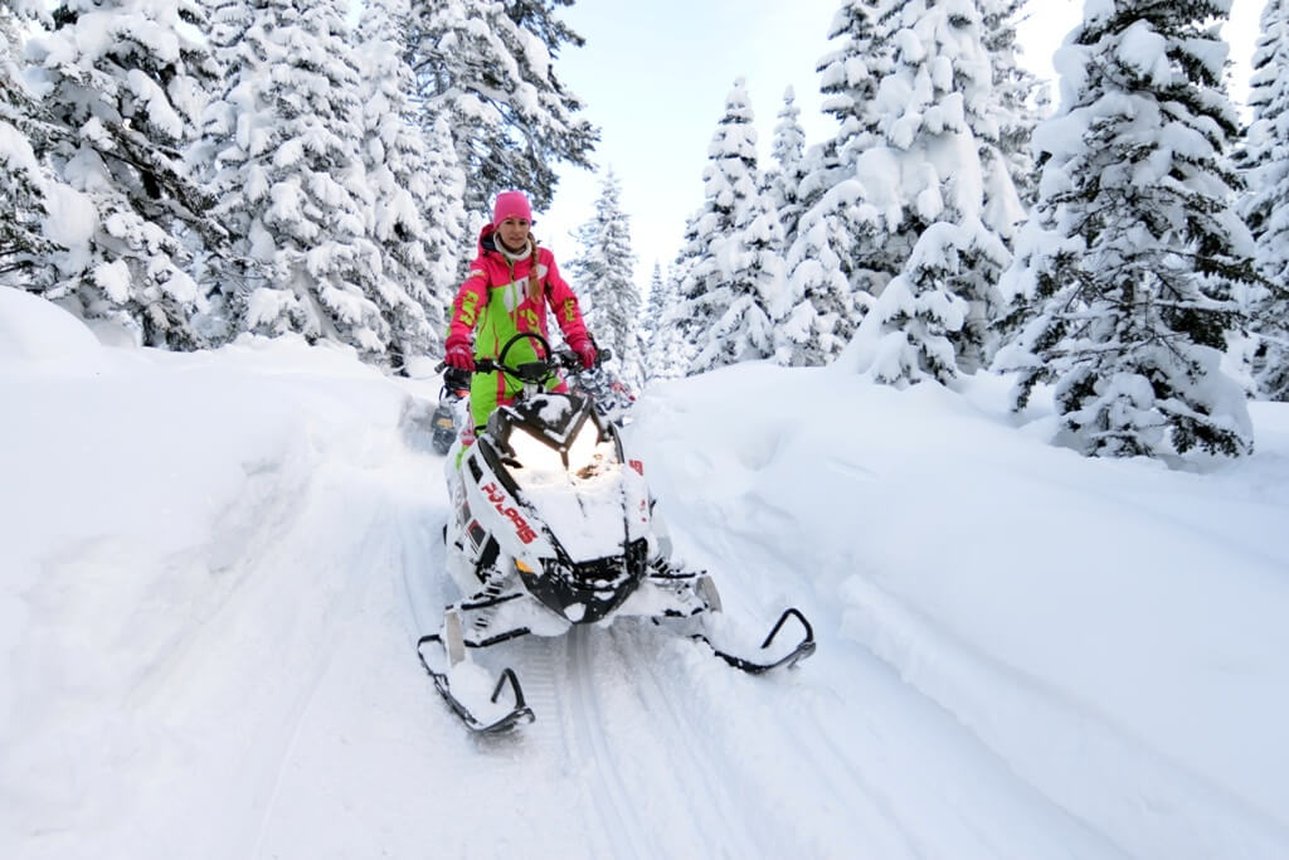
left=3, top=284, right=1288, bottom=858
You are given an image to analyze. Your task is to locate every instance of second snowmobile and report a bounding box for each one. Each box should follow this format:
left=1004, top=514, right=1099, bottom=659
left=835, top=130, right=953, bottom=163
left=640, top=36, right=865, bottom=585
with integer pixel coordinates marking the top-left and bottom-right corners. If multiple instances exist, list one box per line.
left=417, top=333, right=815, bottom=733
left=429, top=368, right=471, bottom=455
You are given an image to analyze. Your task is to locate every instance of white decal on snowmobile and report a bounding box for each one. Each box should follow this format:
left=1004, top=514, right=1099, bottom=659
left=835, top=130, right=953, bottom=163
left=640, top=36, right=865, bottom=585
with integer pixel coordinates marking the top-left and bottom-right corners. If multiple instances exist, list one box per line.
left=482, top=481, right=537, bottom=544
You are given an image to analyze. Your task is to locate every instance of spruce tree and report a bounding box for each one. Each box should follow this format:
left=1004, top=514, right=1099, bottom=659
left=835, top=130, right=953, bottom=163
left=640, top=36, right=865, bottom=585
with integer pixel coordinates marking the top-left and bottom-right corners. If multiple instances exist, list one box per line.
left=779, top=0, right=894, bottom=367
left=407, top=0, right=597, bottom=215
left=0, top=2, right=58, bottom=287
left=779, top=194, right=868, bottom=366
left=660, top=213, right=703, bottom=376
left=568, top=169, right=642, bottom=380
left=638, top=262, right=666, bottom=374
left=201, top=0, right=391, bottom=363
left=355, top=0, right=462, bottom=369
left=979, top=0, right=1042, bottom=206
left=22, top=0, right=219, bottom=347
left=1238, top=0, right=1289, bottom=400
left=764, top=87, right=809, bottom=250
left=811, top=0, right=890, bottom=192
left=692, top=180, right=788, bottom=371
left=676, top=78, right=784, bottom=373
left=995, top=0, right=1257, bottom=458
left=673, top=80, right=756, bottom=363
left=645, top=265, right=690, bottom=381
left=842, top=0, right=1017, bottom=386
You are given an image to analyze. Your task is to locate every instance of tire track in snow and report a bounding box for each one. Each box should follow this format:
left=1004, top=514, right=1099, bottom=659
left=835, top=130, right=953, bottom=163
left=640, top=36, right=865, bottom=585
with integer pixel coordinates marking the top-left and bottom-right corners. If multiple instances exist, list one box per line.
left=562, top=625, right=654, bottom=860
left=248, top=482, right=405, bottom=856
left=399, top=512, right=446, bottom=642
left=641, top=623, right=925, bottom=857
left=790, top=676, right=931, bottom=857
left=621, top=624, right=767, bottom=855
left=649, top=501, right=934, bottom=854
left=698, top=511, right=1105, bottom=856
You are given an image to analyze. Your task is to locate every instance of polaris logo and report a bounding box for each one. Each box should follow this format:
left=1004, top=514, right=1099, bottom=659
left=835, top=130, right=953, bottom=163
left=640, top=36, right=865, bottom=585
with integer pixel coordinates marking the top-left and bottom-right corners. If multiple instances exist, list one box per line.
left=481, top=481, right=537, bottom=544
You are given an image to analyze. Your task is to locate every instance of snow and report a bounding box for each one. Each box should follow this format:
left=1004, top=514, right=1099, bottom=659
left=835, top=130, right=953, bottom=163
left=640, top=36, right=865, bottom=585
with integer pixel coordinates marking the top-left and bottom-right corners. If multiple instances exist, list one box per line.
left=3, top=288, right=1289, bottom=857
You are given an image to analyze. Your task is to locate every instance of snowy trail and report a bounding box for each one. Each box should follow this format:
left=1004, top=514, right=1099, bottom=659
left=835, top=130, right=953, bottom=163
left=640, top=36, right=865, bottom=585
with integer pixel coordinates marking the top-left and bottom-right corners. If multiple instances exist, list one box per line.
left=375, top=444, right=1107, bottom=857
left=7, top=334, right=1288, bottom=859
left=651, top=504, right=1124, bottom=858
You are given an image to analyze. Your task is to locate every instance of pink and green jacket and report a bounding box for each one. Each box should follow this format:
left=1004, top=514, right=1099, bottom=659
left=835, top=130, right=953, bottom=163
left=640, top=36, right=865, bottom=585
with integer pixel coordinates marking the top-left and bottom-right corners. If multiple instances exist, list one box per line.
left=446, top=225, right=590, bottom=431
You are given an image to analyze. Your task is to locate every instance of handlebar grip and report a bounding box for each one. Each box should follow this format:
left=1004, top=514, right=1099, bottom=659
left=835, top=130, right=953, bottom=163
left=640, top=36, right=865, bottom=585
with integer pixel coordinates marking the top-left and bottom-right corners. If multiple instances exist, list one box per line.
left=437, top=359, right=495, bottom=374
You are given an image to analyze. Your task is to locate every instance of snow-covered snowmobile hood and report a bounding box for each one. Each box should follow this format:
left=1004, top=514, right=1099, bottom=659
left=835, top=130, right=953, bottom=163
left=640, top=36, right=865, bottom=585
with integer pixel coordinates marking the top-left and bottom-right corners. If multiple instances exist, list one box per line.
left=494, top=394, right=644, bottom=562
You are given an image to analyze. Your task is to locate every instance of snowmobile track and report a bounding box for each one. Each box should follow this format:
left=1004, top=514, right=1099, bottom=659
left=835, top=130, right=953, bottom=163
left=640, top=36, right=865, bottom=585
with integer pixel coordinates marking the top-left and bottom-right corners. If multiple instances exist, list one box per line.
left=626, top=625, right=766, bottom=855
left=564, top=626, right=654, bottom=860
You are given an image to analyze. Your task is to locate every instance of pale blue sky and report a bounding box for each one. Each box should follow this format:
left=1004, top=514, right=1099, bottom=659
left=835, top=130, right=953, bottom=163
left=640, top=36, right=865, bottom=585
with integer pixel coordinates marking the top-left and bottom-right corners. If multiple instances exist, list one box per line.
left=538, top=0, right=1263, bottom=289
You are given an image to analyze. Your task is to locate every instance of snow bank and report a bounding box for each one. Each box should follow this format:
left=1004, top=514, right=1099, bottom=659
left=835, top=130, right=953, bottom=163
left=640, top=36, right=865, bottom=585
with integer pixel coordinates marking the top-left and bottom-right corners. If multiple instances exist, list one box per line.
left=628, top=361, right=1289, bottom=857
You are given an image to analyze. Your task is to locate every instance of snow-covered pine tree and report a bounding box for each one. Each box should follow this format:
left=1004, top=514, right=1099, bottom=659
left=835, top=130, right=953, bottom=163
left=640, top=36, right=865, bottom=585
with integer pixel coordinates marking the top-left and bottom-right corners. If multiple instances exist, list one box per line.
left=1237, top=0, right=1289, bottom=400
left=763, top=87, right=809, bottom=250
left=778, top=0, right=892, bottom=367
left=979, top=0, right=1042, bottom=206
left=995, top=0, right=1258, bottom=458
left=778, top=196, right=867, bottom=366
left=21, top=0, right=220, bottom=347
left=842, top=0, right=1016, bottom=386
left=658, top=213, right=703, bottom=377
left=644, top=264, right=690, bottom=381
left=0, top=2, right=58, bottom=287
left=810, top=0, right=891, bottom=195
left=691, top=179, right=788, bottom=372
left=407, top=0, right=597, bottom=215
left=355, top=0, right=465, bottom=370
left=568, top=168, right=642, bottom=381
left=638, top=262, right=665, bottom=370
left=676, top=78, right=784, bottom=373
left=421, top=113, right=472, bottom=288
left=673, top=81, right=756, bottom=364
left=201, top=0, right=394, bottom=363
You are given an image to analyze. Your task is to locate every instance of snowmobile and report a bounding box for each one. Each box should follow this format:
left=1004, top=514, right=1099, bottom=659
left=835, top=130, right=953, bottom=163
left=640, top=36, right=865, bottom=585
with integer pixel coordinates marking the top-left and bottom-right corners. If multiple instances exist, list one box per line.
left=416, top=332, right=816, bottom=733
left=571, top=360, right=637, bottom=427
left=429, top=368, right=471, bottom=455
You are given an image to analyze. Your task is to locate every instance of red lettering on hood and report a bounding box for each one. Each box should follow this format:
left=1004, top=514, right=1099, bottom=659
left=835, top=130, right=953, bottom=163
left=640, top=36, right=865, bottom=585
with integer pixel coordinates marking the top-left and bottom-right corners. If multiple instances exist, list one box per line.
left=481, top=482, right=537, bottom=544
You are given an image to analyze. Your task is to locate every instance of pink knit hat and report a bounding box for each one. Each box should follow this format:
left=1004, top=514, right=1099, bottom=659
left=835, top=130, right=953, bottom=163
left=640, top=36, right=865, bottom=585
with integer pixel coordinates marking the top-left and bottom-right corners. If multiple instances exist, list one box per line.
left=492, top=190, right=532, bottom=226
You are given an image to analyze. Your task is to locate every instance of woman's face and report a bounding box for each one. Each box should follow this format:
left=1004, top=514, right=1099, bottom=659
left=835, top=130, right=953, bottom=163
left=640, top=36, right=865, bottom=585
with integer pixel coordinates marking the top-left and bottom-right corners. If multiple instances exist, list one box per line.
left=497, top=217, right=530, bottom=251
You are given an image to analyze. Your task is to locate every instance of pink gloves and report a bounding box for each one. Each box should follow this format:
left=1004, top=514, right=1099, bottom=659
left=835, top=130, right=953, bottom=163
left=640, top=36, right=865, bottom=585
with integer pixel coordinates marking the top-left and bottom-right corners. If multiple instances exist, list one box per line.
left=444, top=338, right=474, bottom=372
left=570, top=338, right=597, bottom=370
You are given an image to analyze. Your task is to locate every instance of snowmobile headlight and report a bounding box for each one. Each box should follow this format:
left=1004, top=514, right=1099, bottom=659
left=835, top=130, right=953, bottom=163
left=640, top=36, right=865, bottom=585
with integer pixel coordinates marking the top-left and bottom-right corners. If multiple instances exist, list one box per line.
left=567, top=420, right=618, bottom=478
left=508, top=426, right=565, bottom=474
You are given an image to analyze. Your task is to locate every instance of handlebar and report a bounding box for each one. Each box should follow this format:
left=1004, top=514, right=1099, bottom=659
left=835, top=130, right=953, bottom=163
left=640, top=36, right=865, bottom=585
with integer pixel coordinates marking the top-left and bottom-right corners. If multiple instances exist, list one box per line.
left=434, top=337, right=612, bottom=381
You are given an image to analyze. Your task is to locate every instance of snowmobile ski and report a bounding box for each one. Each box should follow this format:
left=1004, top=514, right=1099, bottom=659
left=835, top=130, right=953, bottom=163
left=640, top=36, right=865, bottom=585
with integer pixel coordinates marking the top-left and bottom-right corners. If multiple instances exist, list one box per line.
left=416, top=631, right=535, bottom=734
left=692, top=607, right=816, bottom=674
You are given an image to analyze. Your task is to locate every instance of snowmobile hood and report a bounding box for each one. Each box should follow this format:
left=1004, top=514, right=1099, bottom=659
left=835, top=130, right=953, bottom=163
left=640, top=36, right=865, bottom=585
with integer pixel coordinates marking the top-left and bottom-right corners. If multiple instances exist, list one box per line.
left=492, top=395, right=637, bottom=562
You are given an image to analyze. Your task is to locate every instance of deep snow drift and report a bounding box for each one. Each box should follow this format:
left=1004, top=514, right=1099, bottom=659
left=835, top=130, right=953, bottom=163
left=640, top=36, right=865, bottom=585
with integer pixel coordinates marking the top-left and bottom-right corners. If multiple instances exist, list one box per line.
left=3, top=285, right=1288, bottom=858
